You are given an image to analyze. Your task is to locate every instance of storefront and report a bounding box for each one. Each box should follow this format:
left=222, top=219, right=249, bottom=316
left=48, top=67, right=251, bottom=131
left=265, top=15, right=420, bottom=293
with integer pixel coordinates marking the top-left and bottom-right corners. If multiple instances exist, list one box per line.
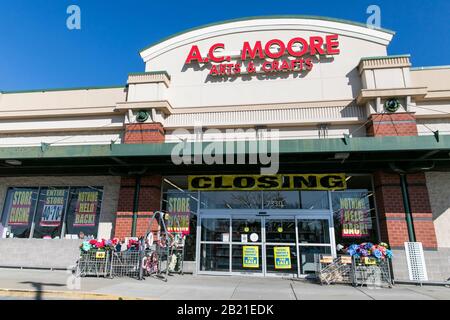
left=160, top=174, right=378, bottom=277
left=1, top=16, right=450, bottom=281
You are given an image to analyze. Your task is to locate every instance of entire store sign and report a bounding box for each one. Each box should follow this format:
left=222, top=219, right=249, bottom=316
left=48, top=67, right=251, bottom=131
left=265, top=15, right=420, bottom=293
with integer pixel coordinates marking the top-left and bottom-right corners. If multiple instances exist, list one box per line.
left=40, top=189, right=67, bottom=227
left=188, top=174, right=347, bottom=191
left=184, top=35, right=340, bottom=76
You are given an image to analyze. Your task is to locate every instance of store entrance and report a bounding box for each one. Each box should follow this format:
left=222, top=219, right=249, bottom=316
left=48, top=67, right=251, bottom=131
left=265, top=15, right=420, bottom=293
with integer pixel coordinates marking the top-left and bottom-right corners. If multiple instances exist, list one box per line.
left=197, top=212, right=333, bottom=277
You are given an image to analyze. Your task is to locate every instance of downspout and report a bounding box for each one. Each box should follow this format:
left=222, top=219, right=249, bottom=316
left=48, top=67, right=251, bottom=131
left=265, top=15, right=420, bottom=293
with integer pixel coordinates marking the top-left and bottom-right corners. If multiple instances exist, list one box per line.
left=399, top=174, right=416, bottom=242
left=131, top=175, right=142, bottom=238
left=389, top=162, right=434, bottom=243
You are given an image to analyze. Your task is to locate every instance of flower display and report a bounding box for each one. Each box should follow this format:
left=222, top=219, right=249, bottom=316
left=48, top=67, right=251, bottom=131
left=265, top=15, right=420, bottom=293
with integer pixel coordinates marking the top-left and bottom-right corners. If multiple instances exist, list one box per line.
left=80, top=238, right=120, bottom=252
left=345, top=243, right=393, bottom=261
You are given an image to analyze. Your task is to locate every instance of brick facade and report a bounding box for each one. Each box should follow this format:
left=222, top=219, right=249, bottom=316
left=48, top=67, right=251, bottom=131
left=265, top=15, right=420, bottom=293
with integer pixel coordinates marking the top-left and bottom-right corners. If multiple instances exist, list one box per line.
left=373, top=168, right=438, bottom=250
left=124, top=123, right=165, bottom=144
left=114, top=175, right=162, bottom=239
left=366, top=113, right=418, bottom=137
left=369, top=112, right=438, bottom=249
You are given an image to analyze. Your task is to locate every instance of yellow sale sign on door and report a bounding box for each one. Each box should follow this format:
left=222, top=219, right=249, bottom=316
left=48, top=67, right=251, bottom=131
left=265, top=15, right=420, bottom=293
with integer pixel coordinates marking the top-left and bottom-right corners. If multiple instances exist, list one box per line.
left=274, top=247, right=292, bottom=270
left=243, top=246, right=259, bottom=269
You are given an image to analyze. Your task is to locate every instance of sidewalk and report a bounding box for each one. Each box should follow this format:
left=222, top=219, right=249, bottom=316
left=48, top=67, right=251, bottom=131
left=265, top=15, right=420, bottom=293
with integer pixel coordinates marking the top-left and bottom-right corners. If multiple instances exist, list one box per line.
left=0, top=268, right=449, bottom=300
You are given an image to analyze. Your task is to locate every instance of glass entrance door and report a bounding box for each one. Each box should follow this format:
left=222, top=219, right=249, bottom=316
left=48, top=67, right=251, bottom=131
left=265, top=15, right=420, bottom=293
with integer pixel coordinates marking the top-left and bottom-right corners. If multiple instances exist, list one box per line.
left=231, top=216, right=263, bottom=275
left=198, top=213, right=334, bottom=276
left=264, top=217, right=298, bottom=276
left=297, top=218, right=333, bottom=275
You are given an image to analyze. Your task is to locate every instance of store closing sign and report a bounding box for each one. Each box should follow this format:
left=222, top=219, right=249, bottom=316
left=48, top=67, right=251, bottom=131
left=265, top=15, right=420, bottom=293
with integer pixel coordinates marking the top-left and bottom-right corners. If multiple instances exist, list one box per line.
left=7, top=190, right=34, bottom=226
left=188, top=174, right=347, bottom=191
left=166, top=195, right=191, bottom=235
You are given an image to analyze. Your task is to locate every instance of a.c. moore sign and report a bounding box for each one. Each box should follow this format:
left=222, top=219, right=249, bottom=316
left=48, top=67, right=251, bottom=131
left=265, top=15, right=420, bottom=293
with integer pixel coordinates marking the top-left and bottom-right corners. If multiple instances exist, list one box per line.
left=184, top=34, right=341, bottom=76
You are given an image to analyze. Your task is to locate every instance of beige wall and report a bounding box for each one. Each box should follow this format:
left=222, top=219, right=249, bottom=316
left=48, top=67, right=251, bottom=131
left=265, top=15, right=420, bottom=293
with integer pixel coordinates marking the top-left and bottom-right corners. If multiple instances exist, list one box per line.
left=426, top=172, right=450, bottom=248
left=0, top=176, right=121, bottom=239
left=142, top=19, right=391, bottom=108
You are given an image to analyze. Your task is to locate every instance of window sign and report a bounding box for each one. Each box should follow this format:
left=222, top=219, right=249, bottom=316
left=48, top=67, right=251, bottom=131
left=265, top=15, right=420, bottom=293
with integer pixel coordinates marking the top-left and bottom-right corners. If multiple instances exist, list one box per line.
left=74, top=190, right=99, bottom=227
left=39, top=188, right=67, bottom=227
left=65, top=187, right=103, bottom=239
left=274, top=247, right=292, bottom=270
left=243, top=246, right=259, bottom=269
left=33, top=187, right=69, bottom=239
left=166, top=194, right=192, bottom=235
left=7, top=189, right=35, bottom=226
left=1, top=188, right=38, bottom=239
left=340, top=197, right=370, bottom=238
left=1, top=186, right=103, bottom=239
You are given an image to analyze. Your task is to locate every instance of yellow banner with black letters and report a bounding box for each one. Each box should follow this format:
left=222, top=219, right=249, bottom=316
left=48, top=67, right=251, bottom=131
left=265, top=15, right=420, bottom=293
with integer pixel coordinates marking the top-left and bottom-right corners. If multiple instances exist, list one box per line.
left=188, top=174, right=346, bottom=191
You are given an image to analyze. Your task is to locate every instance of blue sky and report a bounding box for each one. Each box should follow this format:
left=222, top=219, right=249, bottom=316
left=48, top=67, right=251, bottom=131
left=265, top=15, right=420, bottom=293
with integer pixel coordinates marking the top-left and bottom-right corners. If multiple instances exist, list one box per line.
left=0, top=0, right=449, bottom=91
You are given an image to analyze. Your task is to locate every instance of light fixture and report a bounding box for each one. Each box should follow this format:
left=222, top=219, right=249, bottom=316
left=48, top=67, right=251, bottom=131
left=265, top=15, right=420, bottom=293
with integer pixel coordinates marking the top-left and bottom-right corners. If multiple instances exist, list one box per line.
left=334, top=153, right=350, bottom=160
left=5, top=160, right=22, bottom=166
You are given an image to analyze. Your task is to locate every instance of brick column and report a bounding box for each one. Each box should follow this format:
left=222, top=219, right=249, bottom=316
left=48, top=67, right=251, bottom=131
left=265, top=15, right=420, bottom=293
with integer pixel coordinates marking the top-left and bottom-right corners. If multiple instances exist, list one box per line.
left=368, top=111, right=437, bottom=249
left=366, top=113, right=418, bottom=137
left=124, top=123, right=165, bottom=144
left=374, top=171, right=437, bottom=250
left=114, top=176, right=162, bottom=239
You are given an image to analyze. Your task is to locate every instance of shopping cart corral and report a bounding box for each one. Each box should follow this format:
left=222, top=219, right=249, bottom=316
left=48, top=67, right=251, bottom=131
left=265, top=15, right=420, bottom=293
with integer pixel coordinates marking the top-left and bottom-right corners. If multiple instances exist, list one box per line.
left=75, top=250, right=111, bottom=278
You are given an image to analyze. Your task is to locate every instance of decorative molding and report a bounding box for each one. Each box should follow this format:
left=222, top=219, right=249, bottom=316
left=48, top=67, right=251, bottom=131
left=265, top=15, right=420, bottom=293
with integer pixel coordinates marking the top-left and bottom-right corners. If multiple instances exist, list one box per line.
left=115, top=101, right=173, bottom=114
left=357, top=87, right=428, bottom=105
left=164, top=103, right=366, bottom=128
left=0, top=107, right=118, bottom=120
left=359, top=55, right=411, bottom=73
left=127, top=72, right=171, bottom=87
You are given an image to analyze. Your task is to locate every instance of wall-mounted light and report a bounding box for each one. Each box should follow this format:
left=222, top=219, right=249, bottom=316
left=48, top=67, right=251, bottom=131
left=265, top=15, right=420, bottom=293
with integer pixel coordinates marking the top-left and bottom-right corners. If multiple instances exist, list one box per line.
left=334, top=153, right=350, bottom=164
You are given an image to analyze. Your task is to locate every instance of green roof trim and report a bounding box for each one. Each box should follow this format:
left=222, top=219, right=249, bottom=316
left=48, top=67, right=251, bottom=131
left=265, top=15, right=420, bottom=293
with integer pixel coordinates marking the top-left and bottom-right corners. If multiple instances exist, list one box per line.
left=0, top=135, right=448, bottom=160
left=360, top=54, right=411, bottom=61
left=128, top=71, right=171, bottom=80
left=139, top=15, right=396, bottom=54
left=1, top=85, right=126, bottom=95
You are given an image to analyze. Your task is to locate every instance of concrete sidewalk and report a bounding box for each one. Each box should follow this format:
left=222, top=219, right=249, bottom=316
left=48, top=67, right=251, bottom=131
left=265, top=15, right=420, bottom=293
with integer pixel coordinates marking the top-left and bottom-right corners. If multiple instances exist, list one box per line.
left=0, top=268, right=449, bottom=300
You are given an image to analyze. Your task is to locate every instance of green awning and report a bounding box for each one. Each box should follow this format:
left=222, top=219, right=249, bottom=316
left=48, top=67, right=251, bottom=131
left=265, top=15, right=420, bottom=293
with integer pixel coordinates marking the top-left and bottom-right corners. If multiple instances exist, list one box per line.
left=0, top=135, right=449, bottom=160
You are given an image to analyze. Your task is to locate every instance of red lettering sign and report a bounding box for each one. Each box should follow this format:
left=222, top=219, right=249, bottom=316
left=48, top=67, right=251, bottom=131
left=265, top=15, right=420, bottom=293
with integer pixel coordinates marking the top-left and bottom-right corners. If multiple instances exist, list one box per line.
left=185, top=35, right=340, bottom=76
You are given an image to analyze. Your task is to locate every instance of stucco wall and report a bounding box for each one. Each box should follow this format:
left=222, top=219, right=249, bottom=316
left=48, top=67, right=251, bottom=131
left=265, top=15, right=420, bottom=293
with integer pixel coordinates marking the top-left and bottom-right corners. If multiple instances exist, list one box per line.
left=425, top=172, right=450, bottom=248
left=143, top=19, right=390, bottom=108
left=0, top=176, right=121, bottom=240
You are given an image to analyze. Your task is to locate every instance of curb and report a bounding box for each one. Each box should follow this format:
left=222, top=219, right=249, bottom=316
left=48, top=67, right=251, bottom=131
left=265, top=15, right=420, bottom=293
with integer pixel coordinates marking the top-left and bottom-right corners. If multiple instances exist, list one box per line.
left=0, top=288, right=149, bottom=300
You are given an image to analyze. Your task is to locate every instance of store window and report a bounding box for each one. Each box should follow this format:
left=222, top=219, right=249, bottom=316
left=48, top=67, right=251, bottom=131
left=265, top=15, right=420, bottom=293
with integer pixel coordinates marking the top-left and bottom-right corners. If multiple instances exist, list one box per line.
left=64, top=187, right=103, bottom=239
left=1, top=188, right=39, bottom=239
left=263, top=191, right=329, bottom=210
left=32, top=187, right=69, bottom=239
left=162, top=177, right=198, bottom=262
left=201, top=191, right=262, bottom=209
left=1, top=186, right=103, bottom=239
left=331, top=175, right=379, bottom=248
